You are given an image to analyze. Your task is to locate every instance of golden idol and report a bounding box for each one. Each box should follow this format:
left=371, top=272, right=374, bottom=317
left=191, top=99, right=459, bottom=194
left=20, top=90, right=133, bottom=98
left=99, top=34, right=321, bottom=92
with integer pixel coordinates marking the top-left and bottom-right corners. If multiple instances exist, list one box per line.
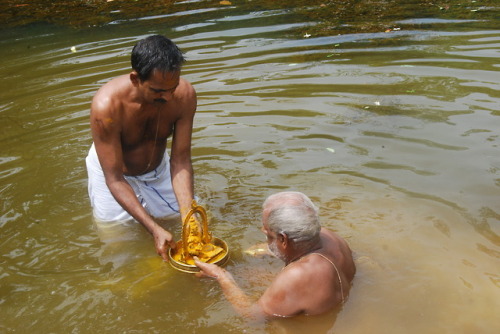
left=169, top=200, right=229, bottom=273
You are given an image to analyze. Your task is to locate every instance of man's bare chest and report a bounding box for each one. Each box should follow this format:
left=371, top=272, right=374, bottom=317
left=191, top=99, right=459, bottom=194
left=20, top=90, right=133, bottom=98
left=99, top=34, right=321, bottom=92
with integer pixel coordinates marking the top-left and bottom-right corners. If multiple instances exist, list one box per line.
left=121, top=106, right=177, bottom=147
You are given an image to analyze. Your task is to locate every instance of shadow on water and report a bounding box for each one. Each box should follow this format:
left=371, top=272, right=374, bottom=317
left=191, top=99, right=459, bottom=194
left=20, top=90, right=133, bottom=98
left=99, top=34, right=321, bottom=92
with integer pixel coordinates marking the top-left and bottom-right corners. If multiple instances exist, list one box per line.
left=0, top=0, right=499, bottom=333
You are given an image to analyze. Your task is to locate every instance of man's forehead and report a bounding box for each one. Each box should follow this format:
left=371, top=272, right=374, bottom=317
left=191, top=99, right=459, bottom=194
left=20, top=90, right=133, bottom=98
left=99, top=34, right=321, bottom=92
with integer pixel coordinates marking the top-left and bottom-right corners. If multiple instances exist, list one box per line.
left=155, top=68, right=180, bottom=77
left=147, top=69, right=179, bottom=82
left=146, top=72, right=180, bottom=90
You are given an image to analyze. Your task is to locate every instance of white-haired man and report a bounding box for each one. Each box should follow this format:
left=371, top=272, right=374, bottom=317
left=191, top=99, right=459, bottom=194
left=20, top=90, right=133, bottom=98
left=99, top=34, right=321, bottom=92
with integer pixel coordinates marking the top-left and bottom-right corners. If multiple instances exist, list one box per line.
left=195, top=191, right=355, bottom=318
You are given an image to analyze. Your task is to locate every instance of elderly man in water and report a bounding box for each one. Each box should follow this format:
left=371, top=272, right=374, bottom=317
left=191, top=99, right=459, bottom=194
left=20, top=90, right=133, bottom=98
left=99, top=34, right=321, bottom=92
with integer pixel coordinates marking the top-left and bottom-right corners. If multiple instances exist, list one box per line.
left=195, top=191, right=355, bottom=318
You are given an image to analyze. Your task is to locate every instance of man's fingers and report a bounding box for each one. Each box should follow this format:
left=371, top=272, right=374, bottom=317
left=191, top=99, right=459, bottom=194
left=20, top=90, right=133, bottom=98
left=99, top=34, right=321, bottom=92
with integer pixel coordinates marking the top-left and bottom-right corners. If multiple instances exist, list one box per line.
left=159, top=249, right=169, bottom=262
left=194, top=257, right=208, bottom=270
left=194, top=256, right=208, bottom=268
left=193, top=257, right=208, bottom=277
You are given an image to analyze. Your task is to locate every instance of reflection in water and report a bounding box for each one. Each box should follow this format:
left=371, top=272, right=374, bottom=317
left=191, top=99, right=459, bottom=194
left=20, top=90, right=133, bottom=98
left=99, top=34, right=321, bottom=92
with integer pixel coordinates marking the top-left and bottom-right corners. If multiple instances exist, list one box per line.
left=0, top=1, right=499, bottom=333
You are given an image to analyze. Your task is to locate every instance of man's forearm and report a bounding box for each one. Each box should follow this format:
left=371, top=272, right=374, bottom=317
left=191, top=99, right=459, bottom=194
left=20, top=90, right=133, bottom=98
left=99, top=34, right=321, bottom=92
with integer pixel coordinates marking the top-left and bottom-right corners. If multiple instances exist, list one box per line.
left=107, top=179, right=159, bottom=232
left=107, top=177, right=175, bottom=259
left=170, top=160, right=195, bottom=217
left=216, top=272, right=263, bottom=319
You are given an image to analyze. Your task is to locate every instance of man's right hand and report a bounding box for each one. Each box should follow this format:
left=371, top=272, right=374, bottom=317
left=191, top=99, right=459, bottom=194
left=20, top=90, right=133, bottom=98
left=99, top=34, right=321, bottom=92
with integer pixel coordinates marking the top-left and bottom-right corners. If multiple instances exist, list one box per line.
left=153, top=227, right=177, bottom=261
left=194, top=257, right=229, bottom=280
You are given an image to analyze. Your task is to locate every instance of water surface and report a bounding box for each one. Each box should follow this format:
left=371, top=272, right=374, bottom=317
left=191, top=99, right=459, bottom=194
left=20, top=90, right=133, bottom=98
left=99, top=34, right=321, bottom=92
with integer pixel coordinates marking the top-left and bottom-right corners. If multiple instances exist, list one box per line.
left=1, top=1, right=499, bottom=333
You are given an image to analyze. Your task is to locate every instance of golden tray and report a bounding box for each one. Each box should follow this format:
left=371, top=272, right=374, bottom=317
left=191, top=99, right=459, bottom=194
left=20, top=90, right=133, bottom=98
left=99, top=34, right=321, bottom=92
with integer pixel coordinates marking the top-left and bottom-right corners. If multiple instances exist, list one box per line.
left=169, top=237, right=229, bottom=273
left=168, top=201, right=229, bottom=273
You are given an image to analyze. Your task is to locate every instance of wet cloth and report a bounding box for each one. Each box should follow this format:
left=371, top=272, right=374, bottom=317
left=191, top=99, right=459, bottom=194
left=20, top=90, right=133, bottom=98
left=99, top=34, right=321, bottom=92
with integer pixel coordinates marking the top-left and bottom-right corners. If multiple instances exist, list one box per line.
left=85, top=143, right=180, bottom=222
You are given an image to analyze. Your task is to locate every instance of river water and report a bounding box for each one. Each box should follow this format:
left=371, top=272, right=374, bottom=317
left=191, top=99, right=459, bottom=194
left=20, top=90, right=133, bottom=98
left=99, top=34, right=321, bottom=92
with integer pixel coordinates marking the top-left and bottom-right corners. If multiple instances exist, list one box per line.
left=1, top=1, right=499, bottom=333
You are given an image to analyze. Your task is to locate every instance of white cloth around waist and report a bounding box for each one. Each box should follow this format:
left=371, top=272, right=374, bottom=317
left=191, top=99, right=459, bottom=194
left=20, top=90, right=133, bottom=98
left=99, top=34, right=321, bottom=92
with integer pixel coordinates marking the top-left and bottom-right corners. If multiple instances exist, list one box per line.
left=86, top=143, right=180, bottom=222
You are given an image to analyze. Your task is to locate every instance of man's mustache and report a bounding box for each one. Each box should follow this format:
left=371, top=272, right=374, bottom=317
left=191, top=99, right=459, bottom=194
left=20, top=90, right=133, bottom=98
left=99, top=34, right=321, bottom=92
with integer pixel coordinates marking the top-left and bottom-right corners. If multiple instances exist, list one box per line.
left=154, top=98, right=167, bottom=103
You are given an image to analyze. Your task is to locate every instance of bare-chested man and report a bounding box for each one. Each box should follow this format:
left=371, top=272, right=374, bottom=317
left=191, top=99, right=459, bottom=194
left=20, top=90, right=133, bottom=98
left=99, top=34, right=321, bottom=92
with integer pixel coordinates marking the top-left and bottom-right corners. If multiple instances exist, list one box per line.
left=85, top=35, right=196, bottom=261
left=195, top=191, right=356, bottom=318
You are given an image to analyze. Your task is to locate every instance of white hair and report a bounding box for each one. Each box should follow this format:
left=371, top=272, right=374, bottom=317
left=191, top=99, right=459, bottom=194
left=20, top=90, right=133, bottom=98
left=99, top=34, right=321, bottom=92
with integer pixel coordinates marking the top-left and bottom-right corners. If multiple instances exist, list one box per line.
left=263, top=191, right=321, bottom=244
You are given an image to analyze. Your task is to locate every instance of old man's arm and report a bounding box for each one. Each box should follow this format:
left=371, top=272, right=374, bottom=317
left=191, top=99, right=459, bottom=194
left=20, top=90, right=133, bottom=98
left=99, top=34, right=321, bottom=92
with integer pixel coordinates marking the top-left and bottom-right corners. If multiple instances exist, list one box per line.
left=194, top=258, right=303, bottom=318
left=257, top=265, right=305, bottom=317
left=194, top=258, right=266, bottom=319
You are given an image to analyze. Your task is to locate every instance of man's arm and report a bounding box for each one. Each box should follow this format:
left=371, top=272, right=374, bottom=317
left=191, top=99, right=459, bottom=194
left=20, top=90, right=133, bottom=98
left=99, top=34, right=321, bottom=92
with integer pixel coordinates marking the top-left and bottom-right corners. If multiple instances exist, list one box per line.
left=170, top=80, right=197, bottom=219
left=90, top=97, right=176, bottom=260
left=257, top=266, right=305, bottom=317
left=194, top=258, right=266, bottom=319
left=195, top=258, right=306, bottom=318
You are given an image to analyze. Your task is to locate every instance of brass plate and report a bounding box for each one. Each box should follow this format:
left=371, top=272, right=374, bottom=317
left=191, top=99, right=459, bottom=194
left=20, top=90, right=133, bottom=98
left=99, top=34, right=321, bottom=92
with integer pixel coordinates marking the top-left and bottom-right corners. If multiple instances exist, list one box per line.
left=168, top=237, right=229, bottom=273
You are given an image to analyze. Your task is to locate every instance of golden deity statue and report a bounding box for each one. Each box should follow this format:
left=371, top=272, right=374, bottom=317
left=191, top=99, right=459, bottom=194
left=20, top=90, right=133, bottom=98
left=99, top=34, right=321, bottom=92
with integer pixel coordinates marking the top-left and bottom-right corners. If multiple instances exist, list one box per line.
left=169, top=200, right=229, bottom=272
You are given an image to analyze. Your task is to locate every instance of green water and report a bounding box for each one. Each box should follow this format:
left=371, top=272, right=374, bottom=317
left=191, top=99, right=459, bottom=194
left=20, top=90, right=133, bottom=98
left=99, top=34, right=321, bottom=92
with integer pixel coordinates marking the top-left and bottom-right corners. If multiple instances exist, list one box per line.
left=1, top=1, right=499, bottom=333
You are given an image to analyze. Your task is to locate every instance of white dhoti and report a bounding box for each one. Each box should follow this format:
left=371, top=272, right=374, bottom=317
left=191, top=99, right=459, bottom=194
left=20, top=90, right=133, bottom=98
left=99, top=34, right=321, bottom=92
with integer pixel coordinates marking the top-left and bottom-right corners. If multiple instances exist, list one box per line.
left=85, top=143, right=180, bottom=222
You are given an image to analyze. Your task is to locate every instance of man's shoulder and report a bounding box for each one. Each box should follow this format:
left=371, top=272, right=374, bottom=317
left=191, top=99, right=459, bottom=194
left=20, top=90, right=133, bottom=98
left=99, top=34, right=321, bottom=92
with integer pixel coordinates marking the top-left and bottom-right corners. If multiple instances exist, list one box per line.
left=97, top=74, right=130, bottom=95
left=277, top=259, right=318, bottom=284
left=171, top=78, right=197, bottom=115
left=320, top=228, right=348, bottom=248
left=92, top=75, right=130, bottom=114
left=177, top=77, right=196, bottom=98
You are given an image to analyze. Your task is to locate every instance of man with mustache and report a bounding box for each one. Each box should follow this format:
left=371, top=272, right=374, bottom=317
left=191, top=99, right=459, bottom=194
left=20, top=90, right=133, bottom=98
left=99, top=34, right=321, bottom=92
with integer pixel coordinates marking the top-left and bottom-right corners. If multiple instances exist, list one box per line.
left=86, top=35, right=196, bottom=260
left=195, top=191, right=356, bottom=318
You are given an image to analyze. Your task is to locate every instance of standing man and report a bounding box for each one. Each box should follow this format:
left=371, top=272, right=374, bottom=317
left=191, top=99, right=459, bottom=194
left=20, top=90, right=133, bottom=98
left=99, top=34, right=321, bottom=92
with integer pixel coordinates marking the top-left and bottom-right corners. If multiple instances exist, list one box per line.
left=195, top=191, right=356, bottom=318
left=86, top=35, right=196, bottom=261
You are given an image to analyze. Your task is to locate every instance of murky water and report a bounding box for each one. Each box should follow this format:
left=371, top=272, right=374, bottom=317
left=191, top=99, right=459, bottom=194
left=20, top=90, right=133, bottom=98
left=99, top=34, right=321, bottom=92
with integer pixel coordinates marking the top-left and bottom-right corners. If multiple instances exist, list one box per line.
left=1, top=1, right=499, bottom=333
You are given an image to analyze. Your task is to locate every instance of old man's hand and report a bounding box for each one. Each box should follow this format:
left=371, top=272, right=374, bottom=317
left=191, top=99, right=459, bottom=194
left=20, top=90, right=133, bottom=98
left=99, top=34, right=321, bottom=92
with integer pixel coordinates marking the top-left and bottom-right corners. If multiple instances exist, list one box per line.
left=194, top=256, right=228, bottom=279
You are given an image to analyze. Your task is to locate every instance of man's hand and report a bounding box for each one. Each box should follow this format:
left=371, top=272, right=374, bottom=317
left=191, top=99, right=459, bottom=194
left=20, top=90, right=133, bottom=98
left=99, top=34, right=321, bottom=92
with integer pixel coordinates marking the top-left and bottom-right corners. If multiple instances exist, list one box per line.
left=153, top=227, right=177, bottom=261
left=194, top=257, right=263, bottom=319
left=194, top=257, right=229, bottom=279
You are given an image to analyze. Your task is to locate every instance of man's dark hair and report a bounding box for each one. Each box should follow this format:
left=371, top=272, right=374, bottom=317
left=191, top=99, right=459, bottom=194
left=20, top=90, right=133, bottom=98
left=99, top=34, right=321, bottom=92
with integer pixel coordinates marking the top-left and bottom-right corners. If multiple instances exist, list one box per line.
left=131, top=35, right=185, bottom=81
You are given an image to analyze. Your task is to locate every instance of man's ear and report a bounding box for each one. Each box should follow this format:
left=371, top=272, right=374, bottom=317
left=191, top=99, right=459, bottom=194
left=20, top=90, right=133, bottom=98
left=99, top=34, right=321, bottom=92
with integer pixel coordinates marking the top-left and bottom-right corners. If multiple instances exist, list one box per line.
left=130, top=71, right=140, bottom=86
left=278, top=232, right=288, bottom=247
